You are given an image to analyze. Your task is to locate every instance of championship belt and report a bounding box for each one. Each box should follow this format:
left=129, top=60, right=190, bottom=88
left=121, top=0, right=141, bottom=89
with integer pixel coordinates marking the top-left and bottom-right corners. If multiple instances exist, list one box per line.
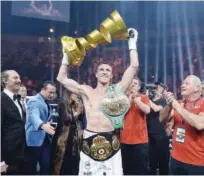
left=100, top=84, right=130, bottom=128
left=90, top=136, right=112, bottom=161
left=82, top=132, right=120, bottom=161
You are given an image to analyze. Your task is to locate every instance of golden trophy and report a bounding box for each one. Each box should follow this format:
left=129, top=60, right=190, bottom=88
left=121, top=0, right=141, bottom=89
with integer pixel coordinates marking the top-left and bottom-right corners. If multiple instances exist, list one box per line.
left=61, top=10, right=128, bottom=66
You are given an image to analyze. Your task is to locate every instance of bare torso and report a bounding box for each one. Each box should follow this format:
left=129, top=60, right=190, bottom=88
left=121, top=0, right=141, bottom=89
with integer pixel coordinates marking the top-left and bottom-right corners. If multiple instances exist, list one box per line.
left=81, top=86, right=114, bottom=132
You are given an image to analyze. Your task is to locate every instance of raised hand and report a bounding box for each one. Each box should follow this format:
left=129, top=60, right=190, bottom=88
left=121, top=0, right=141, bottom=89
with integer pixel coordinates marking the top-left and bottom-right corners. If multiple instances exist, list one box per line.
left=61, top=47, right=69, bottom=65
left=128, top=28, right=138, bottom=50
left=128, top=28, right=138, bottom=41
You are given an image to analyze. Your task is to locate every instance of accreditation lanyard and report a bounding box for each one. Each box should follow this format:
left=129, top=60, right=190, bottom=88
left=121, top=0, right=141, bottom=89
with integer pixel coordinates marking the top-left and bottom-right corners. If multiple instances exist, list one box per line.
left=182, top=99, right=200, bottom=125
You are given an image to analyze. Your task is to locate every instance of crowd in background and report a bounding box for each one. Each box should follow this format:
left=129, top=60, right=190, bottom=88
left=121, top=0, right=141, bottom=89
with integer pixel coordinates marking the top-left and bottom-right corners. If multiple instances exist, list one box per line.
left=2, top=35, right=204, bottom=101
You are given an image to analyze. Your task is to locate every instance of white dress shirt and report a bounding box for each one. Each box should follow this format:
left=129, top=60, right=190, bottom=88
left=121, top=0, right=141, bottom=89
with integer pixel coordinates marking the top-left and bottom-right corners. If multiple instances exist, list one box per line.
left=4, top=89, right=23, bottom=118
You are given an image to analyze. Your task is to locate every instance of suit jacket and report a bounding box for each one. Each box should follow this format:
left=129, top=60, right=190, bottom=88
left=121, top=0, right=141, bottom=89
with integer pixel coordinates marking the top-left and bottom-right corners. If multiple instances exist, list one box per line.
left=1, top=92, right=26, bottom=174
left=25, top=93, right=51, bottom=146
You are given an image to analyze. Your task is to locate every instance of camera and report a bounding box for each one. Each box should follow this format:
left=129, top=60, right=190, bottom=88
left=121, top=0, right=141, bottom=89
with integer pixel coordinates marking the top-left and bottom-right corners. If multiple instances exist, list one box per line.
left=140, top=83, right=157, bottom=100
left=140, top=82, right=168, bottom=100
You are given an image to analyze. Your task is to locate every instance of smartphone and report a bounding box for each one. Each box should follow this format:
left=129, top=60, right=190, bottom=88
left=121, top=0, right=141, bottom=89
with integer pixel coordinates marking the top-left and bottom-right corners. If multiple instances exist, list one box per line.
left=50, top=122, right=57, bottom=129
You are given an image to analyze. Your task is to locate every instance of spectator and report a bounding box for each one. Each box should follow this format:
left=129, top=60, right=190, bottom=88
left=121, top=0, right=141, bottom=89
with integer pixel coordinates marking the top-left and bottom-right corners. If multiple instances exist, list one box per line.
left=18, top=84, right=28, bottom=112
left=25, top=81, right=56, bottom=175
left=147, top=82, right=170, bottom=175
left=51, top=90, right=83, bottom=175
left=1, top=70, right=27, bottom=174
left=160, top=75, right=204, bottom=175
left=120, top=78, right=150, bottom=175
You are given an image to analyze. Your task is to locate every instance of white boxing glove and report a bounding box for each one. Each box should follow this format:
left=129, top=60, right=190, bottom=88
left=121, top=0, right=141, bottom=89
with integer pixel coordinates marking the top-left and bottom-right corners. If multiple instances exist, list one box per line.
left=128, top=28, right=138, bottom=50
left=61, top=48, right=69, bottom=65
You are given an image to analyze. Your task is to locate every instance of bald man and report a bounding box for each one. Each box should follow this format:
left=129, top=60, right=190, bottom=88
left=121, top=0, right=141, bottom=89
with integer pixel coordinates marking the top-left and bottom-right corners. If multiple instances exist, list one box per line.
left=1, top=70, right=27, bottom=174
left=160, top=75, right=204, bottom=175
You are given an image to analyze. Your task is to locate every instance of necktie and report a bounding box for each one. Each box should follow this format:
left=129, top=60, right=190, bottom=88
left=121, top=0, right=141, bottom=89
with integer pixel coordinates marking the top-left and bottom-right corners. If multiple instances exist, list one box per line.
left=13, top=94, right=25, bottom=121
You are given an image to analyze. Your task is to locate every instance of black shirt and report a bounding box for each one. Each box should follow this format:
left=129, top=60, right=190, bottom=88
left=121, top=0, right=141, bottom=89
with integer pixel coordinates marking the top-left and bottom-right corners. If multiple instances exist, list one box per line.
left=147, top=98, right=166, bottom=135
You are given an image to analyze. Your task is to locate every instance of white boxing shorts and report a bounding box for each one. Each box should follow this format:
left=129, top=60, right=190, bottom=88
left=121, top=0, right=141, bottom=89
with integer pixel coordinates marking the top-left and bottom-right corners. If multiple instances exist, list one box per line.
left=78, top=129, right=123, bottom=176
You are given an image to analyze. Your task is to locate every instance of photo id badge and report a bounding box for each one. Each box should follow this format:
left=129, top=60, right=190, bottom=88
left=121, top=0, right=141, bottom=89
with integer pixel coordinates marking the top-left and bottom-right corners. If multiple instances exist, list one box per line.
left=176, top=127, right=186, bottom=143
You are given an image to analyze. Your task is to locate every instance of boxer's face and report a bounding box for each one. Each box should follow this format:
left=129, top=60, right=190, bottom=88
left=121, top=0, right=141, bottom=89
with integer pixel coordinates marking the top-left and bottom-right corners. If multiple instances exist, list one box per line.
left=96, top=64, right=113, bottom=84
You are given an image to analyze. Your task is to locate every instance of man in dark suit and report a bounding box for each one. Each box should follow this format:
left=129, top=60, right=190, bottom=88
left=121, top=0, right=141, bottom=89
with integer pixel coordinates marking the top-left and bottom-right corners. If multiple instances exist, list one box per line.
left=25, top=81, right=56, bottom=175
left=18, top=84, right=28, bottom=112
left=1, top=70, right=26, bottom=174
